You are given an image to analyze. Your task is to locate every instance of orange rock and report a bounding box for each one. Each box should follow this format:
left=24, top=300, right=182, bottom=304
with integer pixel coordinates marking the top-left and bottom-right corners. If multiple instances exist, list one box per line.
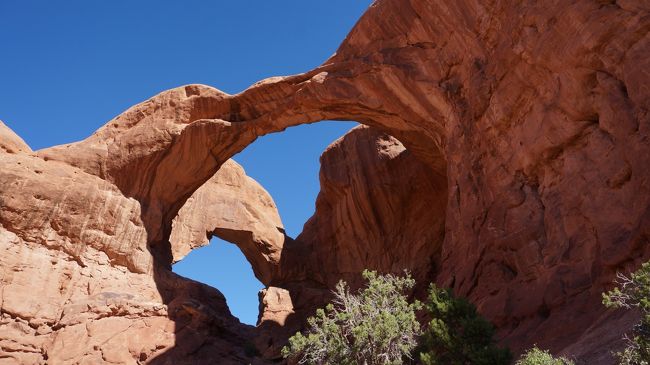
left=170, top=159, right=285, bottom=285
left=0, top=120, right=31, bottom=154
left=1, top=0, right=649, bottom=363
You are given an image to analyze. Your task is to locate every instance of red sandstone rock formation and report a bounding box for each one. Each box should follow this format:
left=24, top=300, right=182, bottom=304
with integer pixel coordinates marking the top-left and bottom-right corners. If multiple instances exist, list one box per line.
left=169, top=159, right=285, bottom=285
left=1, top=0, right=649, bottom=364
left=0, top=123, right=262, bottom=364
left=293, top=125, right=447, bottom=290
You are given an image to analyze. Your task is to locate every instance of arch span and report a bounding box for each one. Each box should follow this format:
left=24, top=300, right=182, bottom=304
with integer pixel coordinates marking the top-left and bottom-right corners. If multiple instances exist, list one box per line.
left=25, top=0, right=650, bottom=363
left=167, top=123, right=449, bottom=358
left=37, top=63, right=450, bottom=271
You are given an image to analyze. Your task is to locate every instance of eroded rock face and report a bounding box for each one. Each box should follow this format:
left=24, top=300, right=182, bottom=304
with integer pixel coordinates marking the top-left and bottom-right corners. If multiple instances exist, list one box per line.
left=0, top=126, right=263, bottom=364
left=170, top=159, right=285, bottom=285
left=1, top=0, right=649, bottom=364
left=251, top=125, right=447, bottom=359
left=293, top=125, right=446, bottom=290
left=0, top=121, right=31, bottom=154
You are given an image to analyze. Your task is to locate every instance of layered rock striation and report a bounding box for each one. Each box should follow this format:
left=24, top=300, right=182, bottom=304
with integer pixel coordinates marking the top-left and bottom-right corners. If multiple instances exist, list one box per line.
left=294, top=125, right=447, bottom=290
left=1, top=0, right=649, bottom=364
left=0, top=125, right=265, bottom=364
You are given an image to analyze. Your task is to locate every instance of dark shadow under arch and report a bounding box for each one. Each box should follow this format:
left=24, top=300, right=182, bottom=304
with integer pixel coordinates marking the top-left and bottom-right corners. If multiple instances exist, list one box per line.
left=146, top=118, right=448, bottom=363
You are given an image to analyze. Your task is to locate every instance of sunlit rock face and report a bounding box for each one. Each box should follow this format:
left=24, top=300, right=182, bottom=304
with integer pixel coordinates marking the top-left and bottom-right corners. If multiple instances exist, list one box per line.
left=169, top=159, right=285, bottom=285
left=0, top=121, right=258, bottom=364
left=1, top=0, right=649, bottom=363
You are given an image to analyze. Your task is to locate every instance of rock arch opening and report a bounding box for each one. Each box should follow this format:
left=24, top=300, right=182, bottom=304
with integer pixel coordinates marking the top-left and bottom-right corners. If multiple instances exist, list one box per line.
left=3, top=0, right=647, bottom=363
left=169, top=121, right=359, bottom=326
left=233, top=121, right=360, bottom=237
left=172, top=237, right=264, bottom=325
left=166, top=117, right=449, bottom=358
left=34, top=76, right=451, bottom=362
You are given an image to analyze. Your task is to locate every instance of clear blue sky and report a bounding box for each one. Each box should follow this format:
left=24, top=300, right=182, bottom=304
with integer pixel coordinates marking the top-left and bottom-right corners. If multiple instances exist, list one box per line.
left=1, top=1, right=370, bottom=325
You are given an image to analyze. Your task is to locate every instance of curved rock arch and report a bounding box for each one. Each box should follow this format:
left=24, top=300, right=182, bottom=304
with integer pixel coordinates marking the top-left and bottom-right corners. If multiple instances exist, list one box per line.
left=1, top=0, right=647, bottom=363
left=37, top=64, right=451, bottom=272
left=164, top=122, right=449, bottom=358
left=34, top=2, right=466, bottom=267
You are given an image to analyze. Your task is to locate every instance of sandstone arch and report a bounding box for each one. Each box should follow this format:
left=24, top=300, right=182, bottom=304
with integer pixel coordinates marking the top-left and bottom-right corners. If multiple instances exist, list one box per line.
left=168, top=158, right=286, bottom=285
left=162, top=124, right=448, bottom=357
left=1, top=0, right=649, bottom=364
left=37, top=65, right=450, bottom=268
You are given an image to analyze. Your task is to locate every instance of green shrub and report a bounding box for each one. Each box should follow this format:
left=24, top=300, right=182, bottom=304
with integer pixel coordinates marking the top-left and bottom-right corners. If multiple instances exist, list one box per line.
left=515, top=346, right=574, bottom=365
left=417, top=284, right=511, bottom=365
left=282, top=270, right=422, bottom=365
left=603, top=261, right=650, bottom=365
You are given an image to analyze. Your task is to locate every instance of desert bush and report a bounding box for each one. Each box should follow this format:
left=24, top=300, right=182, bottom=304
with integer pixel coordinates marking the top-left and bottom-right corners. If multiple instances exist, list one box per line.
left=417, top=284, right=511, bottom=365
left=603, top=261, right=650, bottom=365
left=515, top=346, right=574, bottom=365
left=282, top=270, right=422, bottom=365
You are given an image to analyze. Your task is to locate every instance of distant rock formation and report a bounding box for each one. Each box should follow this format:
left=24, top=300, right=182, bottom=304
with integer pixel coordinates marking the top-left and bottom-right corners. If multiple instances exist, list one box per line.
left=1, top=0, right=649, bottom=364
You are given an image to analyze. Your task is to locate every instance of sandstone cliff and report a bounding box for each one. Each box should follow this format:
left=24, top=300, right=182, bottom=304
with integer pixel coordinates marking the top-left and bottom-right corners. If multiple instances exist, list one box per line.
left=0, top=127, right=265, bottom=364
left=1, top=0, right=649, bottom=364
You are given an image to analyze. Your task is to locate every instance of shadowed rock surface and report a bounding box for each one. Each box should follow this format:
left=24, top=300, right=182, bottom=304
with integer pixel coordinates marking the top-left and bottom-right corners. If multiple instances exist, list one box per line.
left=1, top=0, right=649, bottom=363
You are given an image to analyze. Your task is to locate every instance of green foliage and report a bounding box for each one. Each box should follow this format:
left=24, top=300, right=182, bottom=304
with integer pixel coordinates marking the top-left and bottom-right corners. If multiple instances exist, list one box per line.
left=515, top=346, right=574, bottom=365
left=603, top=261, right=650, bottom=365
left=282, top=270, right=422, bottom=365
left=417, top=284, right=511, bottom=365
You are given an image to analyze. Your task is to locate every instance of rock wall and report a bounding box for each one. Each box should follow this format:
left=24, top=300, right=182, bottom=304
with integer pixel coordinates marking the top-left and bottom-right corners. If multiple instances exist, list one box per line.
left=1, top=0, right=649, bottom=364
left=294, top=125, right=447, bottom=290
left=252, top=125, right=447, bottom=358
left=0, top=124, right=267, bottom=364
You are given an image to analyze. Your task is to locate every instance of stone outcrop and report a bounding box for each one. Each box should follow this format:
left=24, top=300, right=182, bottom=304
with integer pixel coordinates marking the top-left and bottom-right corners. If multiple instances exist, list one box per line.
left=169, top=159, right=285, bottom=285
left=1, top=0, right=649, bottom=364
left=0, top=125, right=263, bottom=364
left=293, top=125, right=446, bottom=290
left=0, top=121, right=31, bottom=155
left=252, top=125, right=447, bottom=359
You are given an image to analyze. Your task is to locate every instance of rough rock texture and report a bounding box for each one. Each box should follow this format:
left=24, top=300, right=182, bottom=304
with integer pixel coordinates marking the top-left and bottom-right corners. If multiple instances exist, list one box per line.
left=170, top=159, right=285, bottom=284
left=1, top=0, right=649, bottom=364
left=250, top=125, right=448, bottom=359
left=0, top=121, right=31, bottom=155
left=0, top=126, right=264, bottom=364
left=257, top=287, right=294, bottom=329
left=293, top=125, right=446, bottom=290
